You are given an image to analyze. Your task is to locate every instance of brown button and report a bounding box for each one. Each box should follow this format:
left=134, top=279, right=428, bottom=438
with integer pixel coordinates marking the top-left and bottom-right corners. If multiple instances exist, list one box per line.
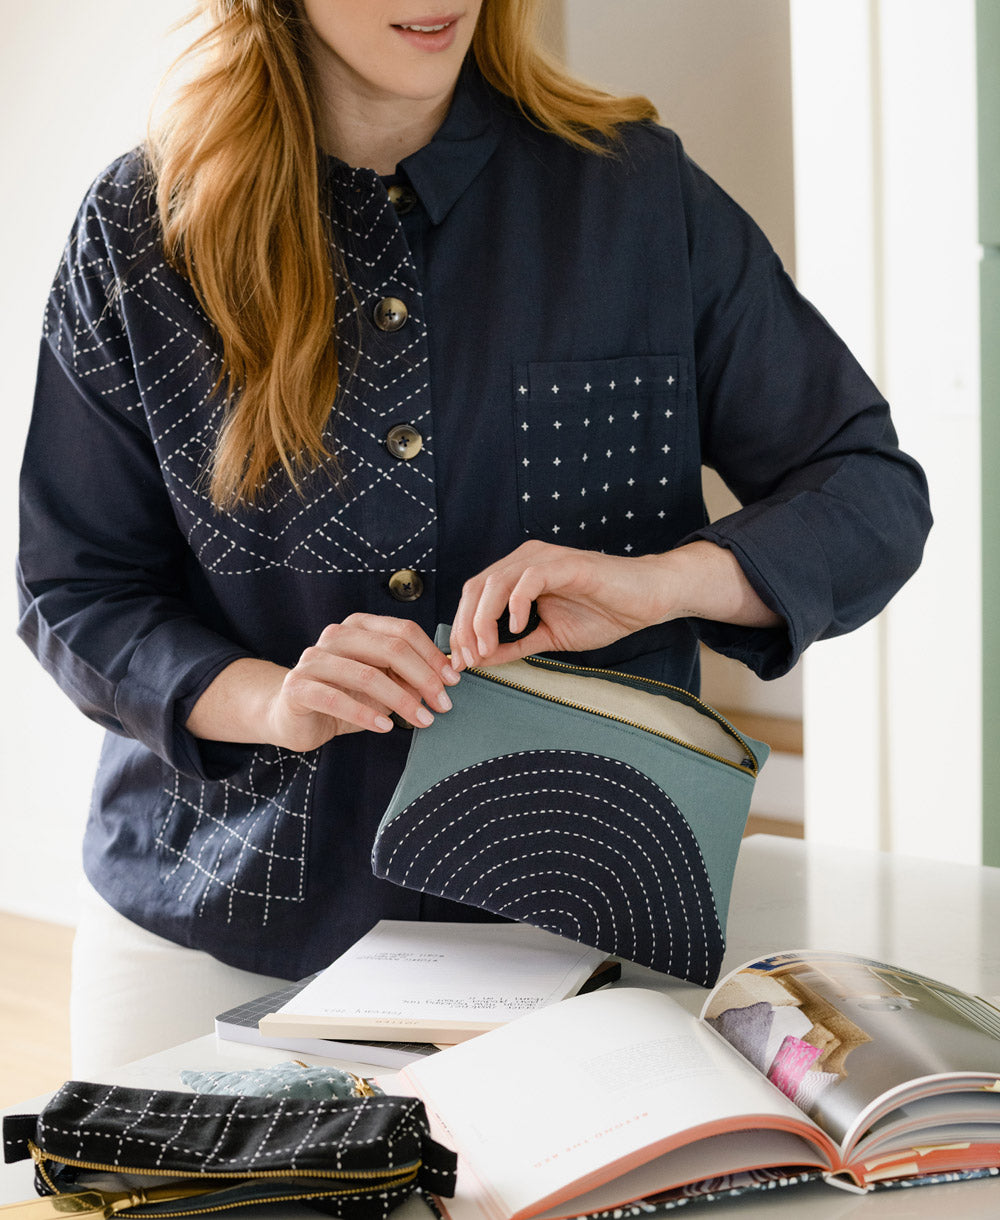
left=388, top=568, right=424, bottom=602
left=374, top=297, right=408, bottom=332
left=387, top=184, right=417, bottom=215
left=385, top=424, right=423, bottom=460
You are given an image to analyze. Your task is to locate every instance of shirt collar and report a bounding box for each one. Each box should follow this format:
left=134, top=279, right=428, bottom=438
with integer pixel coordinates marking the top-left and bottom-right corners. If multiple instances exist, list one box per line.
left=323, top=59, right=504, bottom=226
left=398, top=58, right=504, bottom=225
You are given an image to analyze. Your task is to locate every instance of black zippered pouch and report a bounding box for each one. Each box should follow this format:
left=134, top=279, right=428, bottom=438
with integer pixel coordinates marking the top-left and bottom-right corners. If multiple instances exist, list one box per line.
left=2, top=1081, right=456, bottom=1219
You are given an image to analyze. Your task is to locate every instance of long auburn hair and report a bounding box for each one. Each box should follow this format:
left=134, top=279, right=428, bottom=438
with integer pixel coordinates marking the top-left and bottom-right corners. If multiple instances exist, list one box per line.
left=149, top=1, right=657, bottom=509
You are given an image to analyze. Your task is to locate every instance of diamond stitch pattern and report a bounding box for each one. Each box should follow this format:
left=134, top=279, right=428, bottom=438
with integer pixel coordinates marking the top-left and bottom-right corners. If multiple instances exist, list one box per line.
left=46, top=155, right=436, bottom=924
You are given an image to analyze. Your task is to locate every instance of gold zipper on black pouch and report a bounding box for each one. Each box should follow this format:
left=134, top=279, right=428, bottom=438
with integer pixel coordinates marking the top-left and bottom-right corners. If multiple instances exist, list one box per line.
left=10, top=1143, right=421, bottom=1220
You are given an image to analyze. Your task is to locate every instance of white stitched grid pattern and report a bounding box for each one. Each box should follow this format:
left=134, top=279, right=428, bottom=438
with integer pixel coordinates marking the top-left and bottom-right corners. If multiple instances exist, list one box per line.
left=374, top=749, right=724, bottom=986
left=44, top=153, right=437, bottom=921
left=156, top=747, right=317, bottom=924
left=37, top=1083, right=439, bottom=1177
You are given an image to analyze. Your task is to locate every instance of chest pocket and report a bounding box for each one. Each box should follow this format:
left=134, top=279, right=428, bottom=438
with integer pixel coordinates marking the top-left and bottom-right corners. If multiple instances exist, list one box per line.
left=513, top=355, right=687, bottom=555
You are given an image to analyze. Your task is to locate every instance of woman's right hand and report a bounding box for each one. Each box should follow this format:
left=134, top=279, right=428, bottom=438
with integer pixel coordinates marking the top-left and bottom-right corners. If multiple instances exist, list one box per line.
left=186, top=614, right=460, bottom=752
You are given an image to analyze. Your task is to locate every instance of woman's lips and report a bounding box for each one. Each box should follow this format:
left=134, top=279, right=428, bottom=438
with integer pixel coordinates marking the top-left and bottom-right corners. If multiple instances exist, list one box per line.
left=392, top=16, right=460, bottom=52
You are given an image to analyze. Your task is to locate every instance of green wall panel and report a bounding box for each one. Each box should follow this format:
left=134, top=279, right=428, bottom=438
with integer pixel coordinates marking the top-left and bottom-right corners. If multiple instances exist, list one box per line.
left=982, top=2, right=1000, bottom=863
left=984, top=253, right=1000, bottom=865
left=979, top=0, right=1000, bottom=246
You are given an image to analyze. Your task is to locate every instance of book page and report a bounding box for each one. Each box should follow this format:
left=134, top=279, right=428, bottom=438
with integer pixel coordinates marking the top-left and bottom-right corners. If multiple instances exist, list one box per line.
left=272, top=921, right=606, bottom=1028
left=854, top=1088, right=1000, bottom=1160
left=398, top=987, right=832, bottom=1220
left=701, top=950, right=1000, bottom=1153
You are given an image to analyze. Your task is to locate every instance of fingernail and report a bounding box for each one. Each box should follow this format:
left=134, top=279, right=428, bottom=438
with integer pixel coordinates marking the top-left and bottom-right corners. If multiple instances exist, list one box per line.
left=416, top=708, right=435, bottom=727
left=435, top=691, right=453, bottom=713
left=375, top=715, right=394, bottom=732
left=462, top=647, right=477, bottom=670
left=476, top=636, right=490, bottom=657
left=442, top=664, right=461, bottom=685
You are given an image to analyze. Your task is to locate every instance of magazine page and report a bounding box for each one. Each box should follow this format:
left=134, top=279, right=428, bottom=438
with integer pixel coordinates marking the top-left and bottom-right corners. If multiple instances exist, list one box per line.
left=397, top=986, right=836, bottom=1220
left=701, top=950, right=1000, bottom=1153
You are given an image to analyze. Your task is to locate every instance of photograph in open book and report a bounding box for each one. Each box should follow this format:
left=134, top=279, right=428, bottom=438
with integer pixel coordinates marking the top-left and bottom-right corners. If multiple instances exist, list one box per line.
left=703, top=950, right=1000, bottom=1149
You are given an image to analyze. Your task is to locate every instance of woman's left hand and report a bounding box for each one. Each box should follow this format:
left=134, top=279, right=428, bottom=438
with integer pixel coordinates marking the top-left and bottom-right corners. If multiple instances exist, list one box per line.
left=448, top=539, right=782, bottom=670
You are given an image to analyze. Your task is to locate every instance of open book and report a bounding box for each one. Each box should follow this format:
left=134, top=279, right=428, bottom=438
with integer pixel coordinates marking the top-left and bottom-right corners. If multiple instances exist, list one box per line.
left=381, top=950, right=1000, bottom=1219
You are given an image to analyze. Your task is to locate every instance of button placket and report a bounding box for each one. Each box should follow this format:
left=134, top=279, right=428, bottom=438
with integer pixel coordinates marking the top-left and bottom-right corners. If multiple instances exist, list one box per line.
left=331, top=167, right=435, bottom=607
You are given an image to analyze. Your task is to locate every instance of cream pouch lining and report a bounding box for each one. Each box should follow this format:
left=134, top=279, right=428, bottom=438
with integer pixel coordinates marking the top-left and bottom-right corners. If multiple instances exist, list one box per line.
left=474, top=658, right=749, bottom=766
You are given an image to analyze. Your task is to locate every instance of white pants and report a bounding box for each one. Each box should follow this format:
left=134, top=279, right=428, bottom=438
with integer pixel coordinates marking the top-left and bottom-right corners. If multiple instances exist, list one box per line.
left=71, top=881, right=293, bottom=1077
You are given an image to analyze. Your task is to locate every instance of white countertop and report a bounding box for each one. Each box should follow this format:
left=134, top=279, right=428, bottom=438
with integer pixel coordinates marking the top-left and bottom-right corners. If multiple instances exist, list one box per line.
left=3, top=836, right=999, bottom=1216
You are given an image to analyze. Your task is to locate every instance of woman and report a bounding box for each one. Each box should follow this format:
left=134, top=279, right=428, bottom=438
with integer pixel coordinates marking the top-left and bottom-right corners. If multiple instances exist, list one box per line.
left=18, top=0, right=930, bottom=1072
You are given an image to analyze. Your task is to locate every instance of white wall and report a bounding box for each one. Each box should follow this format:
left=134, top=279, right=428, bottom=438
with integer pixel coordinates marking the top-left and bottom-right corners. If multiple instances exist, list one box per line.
left=0, top=1, right=194, bottom=923
left=559, top=0, right=796, bottom=288
left=791, top=1, right=982, bottom=860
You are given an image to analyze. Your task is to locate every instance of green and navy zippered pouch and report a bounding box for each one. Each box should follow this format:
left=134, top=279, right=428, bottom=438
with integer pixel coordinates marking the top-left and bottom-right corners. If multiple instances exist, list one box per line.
left=372, top=628, right=769, bottom=988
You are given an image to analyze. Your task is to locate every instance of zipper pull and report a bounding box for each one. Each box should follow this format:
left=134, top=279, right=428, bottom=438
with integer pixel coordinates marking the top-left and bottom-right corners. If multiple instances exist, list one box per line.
left=0, top=1192, right=130, bottom=1220
left=0, top=1185, right=218, bottom=1220
left=345, top=1072, right=377, bottom=1098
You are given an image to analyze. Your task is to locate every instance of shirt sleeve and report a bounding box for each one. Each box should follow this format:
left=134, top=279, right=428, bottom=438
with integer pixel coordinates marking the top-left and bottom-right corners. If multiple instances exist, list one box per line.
left=676, top=148, right=932, bottom=678
left=17, top=177, right=253, bottom=779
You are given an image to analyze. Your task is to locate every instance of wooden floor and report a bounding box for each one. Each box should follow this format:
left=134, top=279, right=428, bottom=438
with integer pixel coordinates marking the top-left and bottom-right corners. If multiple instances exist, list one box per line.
left=0, top=817, right=801, bottom=1106
left=0, top=912, right=73, bottom=1106
left=745, top=813, right=803, bottom=839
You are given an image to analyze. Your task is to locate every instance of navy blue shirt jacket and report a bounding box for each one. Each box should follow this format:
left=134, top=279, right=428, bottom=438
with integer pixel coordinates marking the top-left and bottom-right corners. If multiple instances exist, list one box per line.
left=17, top=66, right=931, bottom=976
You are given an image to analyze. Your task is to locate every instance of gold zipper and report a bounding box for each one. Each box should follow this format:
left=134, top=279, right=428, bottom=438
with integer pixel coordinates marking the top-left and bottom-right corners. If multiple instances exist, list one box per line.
left=4, top=1176, right=420, bottom=1220
left=28, top=1141, right=417, bottom=1190
left=466, top=657, right=759, bottom=776
left=116, top=1174, right=420, bottom=1219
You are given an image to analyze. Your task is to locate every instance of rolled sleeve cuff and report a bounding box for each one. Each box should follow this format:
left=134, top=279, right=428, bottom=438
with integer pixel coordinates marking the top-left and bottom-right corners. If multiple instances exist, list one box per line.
left=115, top=617, right=253, bottom=779
left=686, top=511, right=819, bottom=680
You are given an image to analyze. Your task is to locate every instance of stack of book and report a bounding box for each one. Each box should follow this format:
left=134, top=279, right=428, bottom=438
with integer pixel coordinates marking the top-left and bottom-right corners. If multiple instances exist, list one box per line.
left=215, top=920, right=619, bottom=1069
